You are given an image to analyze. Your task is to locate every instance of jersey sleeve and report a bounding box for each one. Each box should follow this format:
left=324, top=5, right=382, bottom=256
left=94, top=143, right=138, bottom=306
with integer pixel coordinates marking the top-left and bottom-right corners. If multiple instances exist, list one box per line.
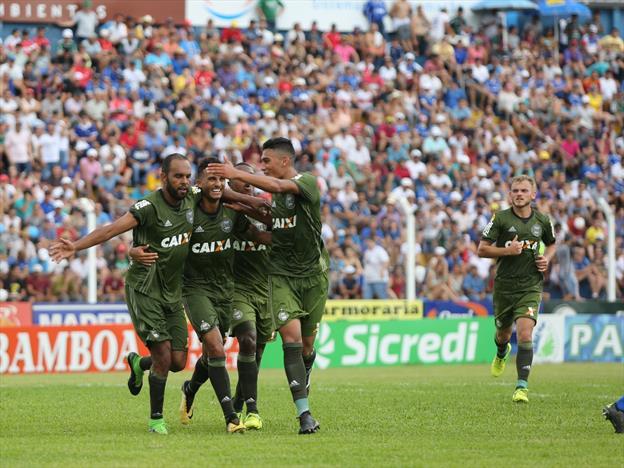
left=481, top=213, right=500, bottom=243
left=129, top=198, right=156, bottom=227
left=541, top=215, right=556, bottom=246
left=292, top=173, right=320, bottom=204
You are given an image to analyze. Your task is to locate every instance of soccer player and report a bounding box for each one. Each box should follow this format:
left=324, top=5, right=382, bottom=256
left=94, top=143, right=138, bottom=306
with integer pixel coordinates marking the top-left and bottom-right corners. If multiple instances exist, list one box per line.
left=228, top=162, right=274, bottom=430
left=208, top=137, right=329, bottom=434
left=49, top=154, right=197, bottom=434
left=603, top=397, right=624, bottom=433
left=477, top=175, right=556, bottom=403
left=131, top=158, right=270, bottom=433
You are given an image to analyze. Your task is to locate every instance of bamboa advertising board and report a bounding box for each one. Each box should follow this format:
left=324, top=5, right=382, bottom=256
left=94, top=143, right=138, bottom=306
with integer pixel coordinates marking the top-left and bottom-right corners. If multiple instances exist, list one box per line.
left=1, top=319, right=494, bottom=375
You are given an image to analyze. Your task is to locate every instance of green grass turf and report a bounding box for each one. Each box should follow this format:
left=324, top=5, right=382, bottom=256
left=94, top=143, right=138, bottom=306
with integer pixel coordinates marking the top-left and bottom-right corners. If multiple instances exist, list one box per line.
left=1, top=363, right=622, bottom=467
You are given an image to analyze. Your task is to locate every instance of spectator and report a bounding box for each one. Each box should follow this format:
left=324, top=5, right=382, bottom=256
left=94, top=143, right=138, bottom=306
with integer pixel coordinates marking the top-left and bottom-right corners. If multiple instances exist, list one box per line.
left=362, top=237, right=390, bottom=299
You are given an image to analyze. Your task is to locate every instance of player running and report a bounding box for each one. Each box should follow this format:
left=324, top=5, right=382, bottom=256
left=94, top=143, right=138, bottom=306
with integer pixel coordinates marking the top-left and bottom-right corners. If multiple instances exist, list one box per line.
left=477, top=175, right=556, bottom=403
left=50, top=154, right=197, bottom=435
left=131, top=158, right=270, bottom=433
left=208, top=137, right=329, bottom=435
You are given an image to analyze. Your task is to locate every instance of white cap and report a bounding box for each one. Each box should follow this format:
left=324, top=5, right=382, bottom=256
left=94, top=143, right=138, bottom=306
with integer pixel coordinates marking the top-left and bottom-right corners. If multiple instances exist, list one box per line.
left=274, top=33, right=284, bottom=42
left=435, top=114, right=447, bottom=123
left=589, top=24, right=598, bottom=33
left=99, top=28, right=110, bottom=37
left=395, top=112, right=405, bottom=120
left=477, top=167, right=487, bottom=177
left=61, top=176, right=72, bottom=184
left=264, top=110, right=275, bottom=118
left=458, top=154, right=470, bottom=165
left=53, top=200, right=64, bottom=208
left=87, top=148, right=98, bottom=157
left=174, top=110, right=186, bottom=119
left=62, top=29, right=73, bottom=39
left=142, top=14, right=153, bottom=23
left=431, top=126, right=442, bottom=137
left=405, top=52, right=415, bottom=60
left=450, top=191, right=462, bottom=202
left=343, top=265, right=356, bottom=275
left=264, top=76, right=274, bottom=85
left=434, top=246, right=446, bottom=256
left=103, top=164, right=114, bottom=172
left=411, top=148, right=422, bottom=158
left=323, top=138, right=333, bottom=148
left=582, top=95, right=590, bottom=103
left=294, top=77, right=306, bottom=86
left=401, top=178, right=413, bottom=187
left=32, top=264, right=44, bottom=273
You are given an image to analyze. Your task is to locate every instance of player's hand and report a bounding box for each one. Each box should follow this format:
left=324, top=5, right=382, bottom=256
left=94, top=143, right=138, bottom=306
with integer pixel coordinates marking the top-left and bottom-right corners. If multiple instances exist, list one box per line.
left=129, top=245, right=158, bottom=266
left=506, top=235, right=523, bottom=256
left=207, top=156, right=236, bottom=179
left=49, top=238, right=76, bottom=262
left=535, top=255, right=549, bottom=272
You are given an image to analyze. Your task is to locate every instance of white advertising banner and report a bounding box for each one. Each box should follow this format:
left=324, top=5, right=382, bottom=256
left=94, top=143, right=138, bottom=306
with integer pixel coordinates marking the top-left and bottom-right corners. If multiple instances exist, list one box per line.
left=186, top=0, right=480, bottom=31
left=533, top=314, right=565, bottom=364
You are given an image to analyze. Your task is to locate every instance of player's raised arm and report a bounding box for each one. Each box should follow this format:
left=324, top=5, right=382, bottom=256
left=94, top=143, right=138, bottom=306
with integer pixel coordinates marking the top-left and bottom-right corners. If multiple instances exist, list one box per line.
left=209, top=161, right=300, bottom=194
left=49, top=212, right=138, bottom=261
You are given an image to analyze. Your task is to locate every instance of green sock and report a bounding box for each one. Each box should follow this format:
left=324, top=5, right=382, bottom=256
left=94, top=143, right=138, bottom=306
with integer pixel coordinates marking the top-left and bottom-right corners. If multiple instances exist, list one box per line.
left=148, top=371, right=167, bottom=419
left=516, top=341, right=533, bottom=384
left=208, top=357, right=236, bottom=421
left=188, top=355, right=210, bottom=395
left=237, top=353, right=258, bottom=414
left=283, top=343, right=307, bottom=402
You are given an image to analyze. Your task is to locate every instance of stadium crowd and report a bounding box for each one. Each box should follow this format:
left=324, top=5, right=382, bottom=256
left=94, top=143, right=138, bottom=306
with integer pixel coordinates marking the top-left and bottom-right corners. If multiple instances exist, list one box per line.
left=1, top=1, right=623, bottom=304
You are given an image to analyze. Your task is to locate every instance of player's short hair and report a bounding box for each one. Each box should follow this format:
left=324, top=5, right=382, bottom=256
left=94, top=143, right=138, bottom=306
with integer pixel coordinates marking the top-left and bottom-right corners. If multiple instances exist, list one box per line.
left=262, top=137, right=295, bottom=159
left=234, top=161, right=255, bottom=172
left=162, top=153, right=189, bottom=175
left=197, top=157, right=220, bottom=176
left=510, top=174, right=536, bottom=190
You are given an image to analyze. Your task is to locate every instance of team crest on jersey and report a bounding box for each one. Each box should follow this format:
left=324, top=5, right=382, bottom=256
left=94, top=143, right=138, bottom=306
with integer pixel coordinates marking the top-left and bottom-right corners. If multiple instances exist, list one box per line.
left=278, top=308, right=289, bottom=322
left=232, top=309, right=243, bottom=320
left=200, top=320, right=210, bottom=331
left=186, top=210, right=194, bottom=224
left=285, top=194, right=295, bottom=209
left=221, top=218, right=233, bottom=233
left=531, top=224, right=542, bottom=237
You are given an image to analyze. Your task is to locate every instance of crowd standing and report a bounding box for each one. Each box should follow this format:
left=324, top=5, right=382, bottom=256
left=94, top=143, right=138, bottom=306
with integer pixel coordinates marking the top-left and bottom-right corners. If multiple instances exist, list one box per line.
left=1, top=0, right=623, bottom=304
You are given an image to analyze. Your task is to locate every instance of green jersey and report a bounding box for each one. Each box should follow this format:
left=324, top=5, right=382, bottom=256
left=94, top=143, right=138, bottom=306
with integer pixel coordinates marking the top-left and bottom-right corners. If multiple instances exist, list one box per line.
left=182, top=203, right=249, bottom=298
left=270, top=173, right=324, bottom=277
left=481, top=207, right=556, bottom=290
left=233, top=218, right=270, bottom=298
left=125, top=188, right=200, bottom=303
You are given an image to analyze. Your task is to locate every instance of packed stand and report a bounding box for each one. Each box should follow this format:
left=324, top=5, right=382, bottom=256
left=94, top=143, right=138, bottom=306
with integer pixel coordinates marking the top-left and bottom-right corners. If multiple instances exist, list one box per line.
left=1, top=1, right=623, bottom=304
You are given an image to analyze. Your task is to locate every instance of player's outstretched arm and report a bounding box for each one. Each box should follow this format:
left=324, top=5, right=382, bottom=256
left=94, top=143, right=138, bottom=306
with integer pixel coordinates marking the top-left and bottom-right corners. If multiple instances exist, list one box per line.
left=477, top=236, right=522, bottom=258
left=223, top=188, right=271, bottom=211
left=223, top=201, right=272, bottom=226
left=209, top=162, right=300, bottom=195
left=49, top=212, right=138, bottom=262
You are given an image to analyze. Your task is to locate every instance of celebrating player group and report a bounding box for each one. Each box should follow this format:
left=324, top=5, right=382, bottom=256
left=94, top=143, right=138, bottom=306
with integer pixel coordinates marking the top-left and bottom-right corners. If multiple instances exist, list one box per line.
left=50, top=141, right=555, bottom=435
left=50, top=137, right=328, bottom=435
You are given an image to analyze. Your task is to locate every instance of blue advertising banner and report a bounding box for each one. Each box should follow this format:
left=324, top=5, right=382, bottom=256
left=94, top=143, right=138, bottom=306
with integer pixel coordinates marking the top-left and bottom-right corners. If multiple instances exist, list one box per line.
left=564, top=314, right=623, bottom=362
left=424, top=300, right=493, bottom=319
left=32, top=304, right=130, bottom=326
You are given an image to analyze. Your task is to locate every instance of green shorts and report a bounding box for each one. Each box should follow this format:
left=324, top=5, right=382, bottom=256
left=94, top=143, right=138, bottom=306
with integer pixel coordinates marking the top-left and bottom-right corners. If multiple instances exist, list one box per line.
left=125, top=285, right=188, bottom=351
left=493, top=287, right=541, bottom=330
left=231, top=289, right=275, bottom=343
left=269, top=272, right=329, bottom=337
left=183, top=294, right=231, bottom=339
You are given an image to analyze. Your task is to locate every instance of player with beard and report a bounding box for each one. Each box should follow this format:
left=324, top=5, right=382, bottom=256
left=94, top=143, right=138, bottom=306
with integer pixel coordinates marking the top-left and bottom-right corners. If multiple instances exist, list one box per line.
left=208, top=138, right=329, bottom=435
left=478, top=175, right=556, bottom=403
left=50, top=154, right=198, bottom=435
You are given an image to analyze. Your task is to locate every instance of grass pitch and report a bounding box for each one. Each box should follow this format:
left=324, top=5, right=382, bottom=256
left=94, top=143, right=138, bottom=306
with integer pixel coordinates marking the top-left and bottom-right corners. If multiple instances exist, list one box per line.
left=1, top=363, right=622, bottom=467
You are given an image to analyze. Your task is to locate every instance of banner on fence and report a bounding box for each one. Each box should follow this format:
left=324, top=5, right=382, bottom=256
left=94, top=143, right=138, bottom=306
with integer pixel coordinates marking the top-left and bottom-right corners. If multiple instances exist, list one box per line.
left=0, top=302, right=32, bottom=327
left=564, top=315, right=623, bottom=362
left=424, top=300, right=492, bottom=318
left=0, top=325, right=239, bottom=374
